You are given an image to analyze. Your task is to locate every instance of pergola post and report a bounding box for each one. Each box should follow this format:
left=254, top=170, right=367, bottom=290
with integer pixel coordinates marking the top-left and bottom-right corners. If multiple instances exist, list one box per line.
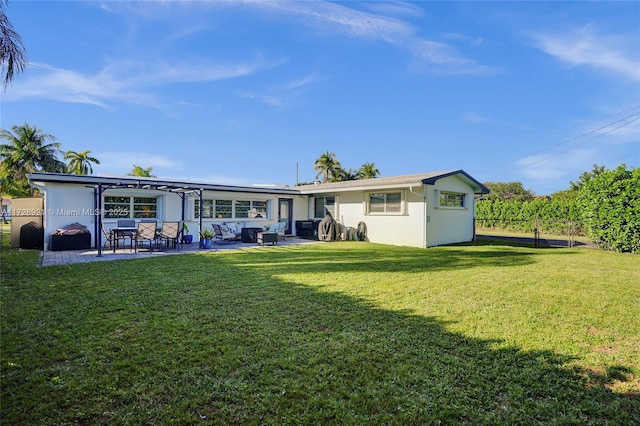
left=198, top=188, right=204, bottom=248
left=96, top=183, right=103, bottom=257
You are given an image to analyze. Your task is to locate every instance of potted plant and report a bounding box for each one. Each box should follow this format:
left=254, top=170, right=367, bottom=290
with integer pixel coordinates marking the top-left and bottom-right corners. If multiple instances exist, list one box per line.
left=199, top=227, right=215, bottom=249
left=182, top=222, right=193, bottom=244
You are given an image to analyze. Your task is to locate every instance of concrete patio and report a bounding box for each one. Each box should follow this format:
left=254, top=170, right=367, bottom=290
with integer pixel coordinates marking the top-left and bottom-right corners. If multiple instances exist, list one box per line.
left=39, top=237, right=320, bottom=267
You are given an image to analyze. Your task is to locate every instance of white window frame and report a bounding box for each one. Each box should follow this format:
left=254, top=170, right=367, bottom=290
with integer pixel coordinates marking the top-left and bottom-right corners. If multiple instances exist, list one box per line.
left=436, top=191, right=467, bottom=209
left=194, top=198, right=269, bottom=220
left=365, top=191, right=405, bottom=215
left=313, top=195, right=337, bottom=219
left=103, top=195, right=159, bottom=219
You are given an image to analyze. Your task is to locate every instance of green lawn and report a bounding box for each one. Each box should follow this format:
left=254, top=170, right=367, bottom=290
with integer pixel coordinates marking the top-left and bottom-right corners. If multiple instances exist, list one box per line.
left=1, top=234, right=639, bottom=424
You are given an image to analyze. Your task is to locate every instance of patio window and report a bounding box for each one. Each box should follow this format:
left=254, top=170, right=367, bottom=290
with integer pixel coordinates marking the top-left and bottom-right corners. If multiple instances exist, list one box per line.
left=367, top=192, right=403, bottom=214
left=235, top=200, right=267, bottom=219
left=194, top=199, right=214, bottom=218
left=195, top=199, right=268, bottom=219
left=104, top=196, right=157, bottom=219
left=314, top=196, right=336, bottom=219
left=438, top=192, right=466, bottom=208
left=215, top=200, right=232, bottom=218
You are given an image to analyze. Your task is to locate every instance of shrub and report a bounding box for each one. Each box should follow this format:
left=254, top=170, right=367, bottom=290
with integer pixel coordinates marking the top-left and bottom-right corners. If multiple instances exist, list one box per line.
left=579, top=164, right=640, bottom=253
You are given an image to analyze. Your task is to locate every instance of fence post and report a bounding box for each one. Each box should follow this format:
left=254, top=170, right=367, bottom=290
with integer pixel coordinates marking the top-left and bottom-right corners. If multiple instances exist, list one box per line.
left=568, top=220, right=574, bottom=248
left=534, top=218, right=539, bottom=248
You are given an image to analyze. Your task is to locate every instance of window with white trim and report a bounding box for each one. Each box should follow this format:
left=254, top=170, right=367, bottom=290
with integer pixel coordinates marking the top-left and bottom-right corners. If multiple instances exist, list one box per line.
left=195, top=199, right=268, bottom=219
left=314, top=196, right=336, bottom=219
left=235, top=200, right=267, bottom=219
left=104, top=196, right=158, bottom=219
left=194, top=199, right=214, bottom=218
left=438, top=192, right=466, bottom=208
left=367, top=191, right=403, bottom=214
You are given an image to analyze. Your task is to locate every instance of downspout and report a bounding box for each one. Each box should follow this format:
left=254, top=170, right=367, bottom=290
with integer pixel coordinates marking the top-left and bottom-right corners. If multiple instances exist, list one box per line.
left=409, top=185, right=428, bottom=248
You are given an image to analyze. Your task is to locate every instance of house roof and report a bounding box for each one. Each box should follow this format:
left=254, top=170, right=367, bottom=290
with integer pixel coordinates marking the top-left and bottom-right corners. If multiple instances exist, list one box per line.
left=26, top=169, right=490, bottom=197
left=26, top=172, right=300, bottom=196
left=296, top=169, right=490, bottom=194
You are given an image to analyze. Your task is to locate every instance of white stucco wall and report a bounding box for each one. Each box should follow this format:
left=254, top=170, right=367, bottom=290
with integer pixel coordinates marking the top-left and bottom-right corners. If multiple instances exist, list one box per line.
left=305, top=175, right=479, bottom=249
left=425, top=175, right=476, bottom=247
left=40, top=184, right=95, bottom=250
left=307, top=189, right=428, bottom=248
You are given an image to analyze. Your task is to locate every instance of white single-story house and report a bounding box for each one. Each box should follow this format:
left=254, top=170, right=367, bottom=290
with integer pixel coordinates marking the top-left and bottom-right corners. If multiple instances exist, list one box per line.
left=26, top=169, right=489, bottom=251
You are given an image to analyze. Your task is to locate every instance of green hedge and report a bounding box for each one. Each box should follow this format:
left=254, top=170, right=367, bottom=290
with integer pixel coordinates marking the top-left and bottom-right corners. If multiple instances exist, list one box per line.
left=476, top=198, right=583, bottom=235
left=476, top=164, right=639, bottom=252
left=579, top=165, right=640, bottom=253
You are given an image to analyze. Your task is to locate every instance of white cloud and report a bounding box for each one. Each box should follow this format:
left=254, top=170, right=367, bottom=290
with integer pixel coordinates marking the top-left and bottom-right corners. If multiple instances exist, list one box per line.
left=529, top=24, right=640, bottom=81
left=285, top=74, right=321, bottom=90
left=409, top=40, right=501, bottom=75
left=363, top=2, right=425, bottom=19
left=11, top=1, right=497, bottom=110
left=4, top=55, right=281, bottom=108
left=237, top=92, right=284, bottom=107
left=237, top=1, right=499, bottom=75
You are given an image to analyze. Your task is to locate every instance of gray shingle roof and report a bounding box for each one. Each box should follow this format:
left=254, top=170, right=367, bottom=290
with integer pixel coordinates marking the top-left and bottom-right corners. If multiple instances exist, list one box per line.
left=296, top=169, right=489, bottom=194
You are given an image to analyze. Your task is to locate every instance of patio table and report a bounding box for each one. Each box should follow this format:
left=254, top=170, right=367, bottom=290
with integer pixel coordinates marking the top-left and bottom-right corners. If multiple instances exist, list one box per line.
left=110, top=227, right=137, bottom=252
left=241, top=227, right=263, bottom=243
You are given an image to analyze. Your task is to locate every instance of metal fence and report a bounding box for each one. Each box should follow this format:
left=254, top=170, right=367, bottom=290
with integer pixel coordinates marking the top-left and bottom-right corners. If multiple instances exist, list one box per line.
left=475, top=218, right=593, bottom=248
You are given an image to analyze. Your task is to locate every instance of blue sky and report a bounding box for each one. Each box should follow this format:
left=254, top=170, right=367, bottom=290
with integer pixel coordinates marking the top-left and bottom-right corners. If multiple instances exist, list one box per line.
left=2, top=1, right=639, bottom=194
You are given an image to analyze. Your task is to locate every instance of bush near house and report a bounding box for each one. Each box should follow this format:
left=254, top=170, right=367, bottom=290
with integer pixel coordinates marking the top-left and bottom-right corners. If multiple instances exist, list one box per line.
left=579, top=164, right=640, bottom=253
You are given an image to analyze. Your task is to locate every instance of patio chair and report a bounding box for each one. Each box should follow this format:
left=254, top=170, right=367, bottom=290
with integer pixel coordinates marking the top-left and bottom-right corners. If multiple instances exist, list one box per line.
left=158, top=221, right=180, bottom=250
left=133, top=221, right=158, bottom=252
left=116, top=219, right=136, bottom=247
left=102, top=225, right=130, bottom=251
left=265, top=220, right=287, bottom=240
left=212, top=223, right=236, bottom=244
left=101, top=225, right=116, bottom=250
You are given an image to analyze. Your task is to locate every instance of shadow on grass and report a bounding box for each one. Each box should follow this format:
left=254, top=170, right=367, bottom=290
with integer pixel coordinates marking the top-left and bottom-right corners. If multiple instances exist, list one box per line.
left=221, top=242, right=545, bottom=274
left=2, top=245, right=638, bottom=424
left=474, top=235, right=597, bottom=249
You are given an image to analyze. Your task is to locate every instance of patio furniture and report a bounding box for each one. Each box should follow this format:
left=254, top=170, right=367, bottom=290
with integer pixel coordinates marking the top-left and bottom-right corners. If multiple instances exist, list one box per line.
left=51, top=223, right=91, bottom=251
left=158, top=221, right=180, bottom=250
left=109, top=224, right=138, bottom=253
left=133, top=221, right=158, bottom=252
left=241, top=227, right=263, bottom=243
left=212, top=224, right=236, bottom=244
left=102, top=226, right=115, bottom=250
left=257, top=232, right=278, bottom=246
left=116, top=219, right=136, bottom=247
left=102, top=225, right=133, bottom=252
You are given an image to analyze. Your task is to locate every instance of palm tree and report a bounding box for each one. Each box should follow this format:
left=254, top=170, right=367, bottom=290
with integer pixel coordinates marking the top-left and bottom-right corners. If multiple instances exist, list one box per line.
left=128, top=165, right=156, bottom=178
left=332, top=167, right=358, bottom=182
left=65, top=150, right=100, bottom=175
left=0, top=123, right=65, bottom=195
left=1, top=0, right=28, bottom=90
left=357, top=162, right=380, bottom=179
left=313, top=151, right=341, bottom=183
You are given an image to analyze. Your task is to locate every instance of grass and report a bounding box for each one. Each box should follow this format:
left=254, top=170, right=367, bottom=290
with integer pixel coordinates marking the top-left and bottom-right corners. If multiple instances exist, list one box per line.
left=1, top=229, right=639, bottom=424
